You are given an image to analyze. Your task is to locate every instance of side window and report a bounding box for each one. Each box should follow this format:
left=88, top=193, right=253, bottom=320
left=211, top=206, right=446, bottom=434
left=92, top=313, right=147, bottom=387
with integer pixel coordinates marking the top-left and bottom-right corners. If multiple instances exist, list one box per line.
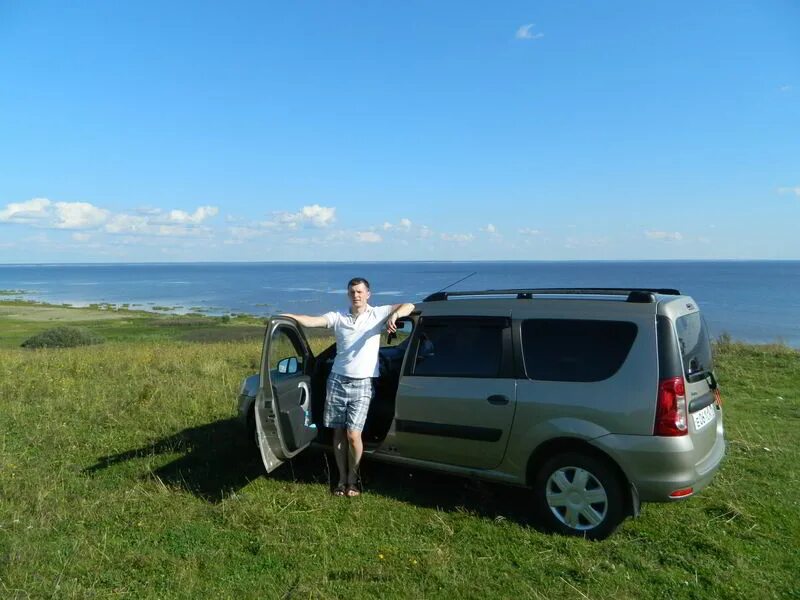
left=269, top=327, right=305, bottom=378
left=522, top=319, right=637, bottom=382
left=411, top=317, right=507, bottom=378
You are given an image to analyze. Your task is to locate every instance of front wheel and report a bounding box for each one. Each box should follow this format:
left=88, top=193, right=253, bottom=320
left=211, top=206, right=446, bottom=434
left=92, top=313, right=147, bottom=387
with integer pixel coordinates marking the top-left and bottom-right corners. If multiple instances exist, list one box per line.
left=532, top=452, right=625, bottom=540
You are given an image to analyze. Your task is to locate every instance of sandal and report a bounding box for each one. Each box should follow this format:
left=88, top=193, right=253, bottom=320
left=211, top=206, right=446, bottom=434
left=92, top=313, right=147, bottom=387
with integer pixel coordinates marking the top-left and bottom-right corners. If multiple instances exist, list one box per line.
left=345, top=484, right=361, bottom=497
left=333, top=484, right=347, bottom=497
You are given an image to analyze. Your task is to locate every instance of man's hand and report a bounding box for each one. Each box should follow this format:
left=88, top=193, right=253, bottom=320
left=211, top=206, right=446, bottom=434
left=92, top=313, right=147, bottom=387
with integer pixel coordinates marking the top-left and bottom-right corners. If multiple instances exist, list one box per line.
left=386, top=312, right=399, bottom=334
left=385, top=303, right=414, bottom=334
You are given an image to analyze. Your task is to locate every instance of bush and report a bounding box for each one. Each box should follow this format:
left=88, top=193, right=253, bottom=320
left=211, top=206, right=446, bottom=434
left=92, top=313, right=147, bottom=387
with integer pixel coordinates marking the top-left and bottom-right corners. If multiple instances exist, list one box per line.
left=21, top=326, right=105, bottom=349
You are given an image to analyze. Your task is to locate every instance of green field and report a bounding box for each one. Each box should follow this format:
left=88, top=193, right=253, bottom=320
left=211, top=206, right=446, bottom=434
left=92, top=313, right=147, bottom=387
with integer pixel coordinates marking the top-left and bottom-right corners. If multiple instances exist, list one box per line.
left=1, top=303, right=798, bottom=598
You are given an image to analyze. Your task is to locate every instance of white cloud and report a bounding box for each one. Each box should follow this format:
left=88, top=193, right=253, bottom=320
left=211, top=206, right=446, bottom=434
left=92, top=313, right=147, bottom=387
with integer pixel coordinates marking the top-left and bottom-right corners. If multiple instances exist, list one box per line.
left=0, top=198, right=110, bottom=229
left=519, top=227, right=541, bottom=236
left=0, top=198, right=52, bottom=223
left=71, top=233, right=91, bottom=242
left=286, top=236, right=309, bottom=245
left=134, top=207, right=163, bottom=216
left=155, top=223, right=215, bottom=237
left=165, top=205, right=219, bottom=224
left=417, top=226, right=433, bottom=239
left=780, top=85, right=792, bottom=93
left=24, top=232, right=50, bottom=244
left=441, top=232, right=474, bottom=243
left=54, top=202, right=109, bottom=229
left=227, top=226, right=265, bottom=241
left=481, top=223, right=499, bottom=236
left=105, top=214, right=149, bottom=234
left=515, top=24, right=544, bottom=40
left=777, top=186, right=800, bottom=197
left=105, top=206, right=217, bottom=237
left=356, top=231, right=382, bottom=243
left=645, top=230, right=683, bottom=241
left=564, top=236, right=611, bottom=249
left=273, top=204, right=336, bottom=228
left=262, top=218, right=294, bottom=230
left=381, top=218, right=413, bottom=233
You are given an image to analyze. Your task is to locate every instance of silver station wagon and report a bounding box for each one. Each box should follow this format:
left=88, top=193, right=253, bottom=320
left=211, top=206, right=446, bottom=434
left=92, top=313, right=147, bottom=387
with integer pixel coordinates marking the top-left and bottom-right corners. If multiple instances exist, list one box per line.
left=238, top=288, right=725, bottom=539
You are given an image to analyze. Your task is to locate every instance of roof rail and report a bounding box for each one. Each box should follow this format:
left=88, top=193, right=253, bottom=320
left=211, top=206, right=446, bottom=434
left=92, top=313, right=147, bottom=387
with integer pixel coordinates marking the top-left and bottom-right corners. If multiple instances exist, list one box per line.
left=422, top=288, right=681, bottom=303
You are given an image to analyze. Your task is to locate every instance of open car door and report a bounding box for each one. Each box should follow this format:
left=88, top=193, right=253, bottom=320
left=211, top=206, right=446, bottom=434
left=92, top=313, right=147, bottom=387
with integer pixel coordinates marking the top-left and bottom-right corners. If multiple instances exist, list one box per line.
left=255, top=317, right=319, bottom=473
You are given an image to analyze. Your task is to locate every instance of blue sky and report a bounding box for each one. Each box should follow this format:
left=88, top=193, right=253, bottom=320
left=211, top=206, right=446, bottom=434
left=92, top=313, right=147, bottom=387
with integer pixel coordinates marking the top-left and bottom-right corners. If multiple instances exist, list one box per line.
left=1, top=1, right=798, bottom=262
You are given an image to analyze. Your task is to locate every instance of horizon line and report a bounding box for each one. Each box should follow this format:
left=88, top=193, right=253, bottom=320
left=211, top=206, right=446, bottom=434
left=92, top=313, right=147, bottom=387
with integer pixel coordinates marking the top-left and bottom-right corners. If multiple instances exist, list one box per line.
left=2, top=258, right=799, bottom=267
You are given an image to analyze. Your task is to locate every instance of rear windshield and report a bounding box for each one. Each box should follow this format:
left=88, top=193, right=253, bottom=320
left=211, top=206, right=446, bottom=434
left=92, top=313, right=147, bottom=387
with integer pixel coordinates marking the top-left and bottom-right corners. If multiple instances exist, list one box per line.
left=675, top=312, right=713, bottom=382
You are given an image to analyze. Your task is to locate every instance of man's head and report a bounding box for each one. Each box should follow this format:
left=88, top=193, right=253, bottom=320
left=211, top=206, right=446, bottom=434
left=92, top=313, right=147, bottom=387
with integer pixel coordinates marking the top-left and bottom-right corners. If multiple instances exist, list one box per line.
left=347, top=277, right=371, bottom=311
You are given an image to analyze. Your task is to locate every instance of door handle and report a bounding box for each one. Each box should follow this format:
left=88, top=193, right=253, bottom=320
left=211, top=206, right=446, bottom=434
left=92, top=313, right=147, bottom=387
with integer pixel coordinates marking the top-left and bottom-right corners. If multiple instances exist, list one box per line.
left=487, top=394, right=509, bottom=405
left=297, top=381, right=310, bottom=409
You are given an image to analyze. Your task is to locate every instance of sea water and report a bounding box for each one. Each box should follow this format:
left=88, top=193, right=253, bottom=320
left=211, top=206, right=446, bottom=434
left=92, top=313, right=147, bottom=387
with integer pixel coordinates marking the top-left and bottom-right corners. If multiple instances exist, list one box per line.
left=0, top=261, right=797, bottom=347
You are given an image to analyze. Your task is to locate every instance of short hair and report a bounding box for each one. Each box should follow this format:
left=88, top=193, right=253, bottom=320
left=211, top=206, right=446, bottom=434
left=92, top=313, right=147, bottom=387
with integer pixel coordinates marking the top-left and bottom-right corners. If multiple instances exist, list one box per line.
left=347, top=277, right=370, bottom=291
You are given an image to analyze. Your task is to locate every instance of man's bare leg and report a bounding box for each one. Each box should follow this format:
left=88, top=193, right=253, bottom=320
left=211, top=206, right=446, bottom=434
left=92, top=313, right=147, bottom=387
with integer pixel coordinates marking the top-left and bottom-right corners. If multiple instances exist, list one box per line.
left=333, top=428, right=348, bottom=488
left=346, top=429, right=364, bottom=490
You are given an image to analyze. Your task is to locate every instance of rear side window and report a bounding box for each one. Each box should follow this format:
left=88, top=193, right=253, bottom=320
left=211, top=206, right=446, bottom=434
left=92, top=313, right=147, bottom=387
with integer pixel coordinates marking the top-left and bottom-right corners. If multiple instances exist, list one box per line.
left=411, top=317, right=507, bottom=378
left=675, top=312, right=713, bottom=382
left=522, top=319, right=637, bottom=382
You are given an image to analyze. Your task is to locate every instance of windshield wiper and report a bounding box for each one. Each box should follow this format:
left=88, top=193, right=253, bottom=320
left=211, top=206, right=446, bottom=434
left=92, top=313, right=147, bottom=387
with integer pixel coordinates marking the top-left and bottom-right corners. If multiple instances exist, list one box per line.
left=685, top=367, right=711, bottom=383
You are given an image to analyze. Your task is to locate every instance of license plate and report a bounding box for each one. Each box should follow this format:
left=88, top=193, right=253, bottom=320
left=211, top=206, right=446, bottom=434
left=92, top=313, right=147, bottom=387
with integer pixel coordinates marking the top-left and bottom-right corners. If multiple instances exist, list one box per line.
left=692, top=404, right=716, bottom=430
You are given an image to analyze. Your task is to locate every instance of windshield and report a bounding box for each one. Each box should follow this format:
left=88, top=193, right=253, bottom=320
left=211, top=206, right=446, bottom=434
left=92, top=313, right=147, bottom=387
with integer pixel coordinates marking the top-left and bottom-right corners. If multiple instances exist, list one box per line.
left=675, top=312, right=713, bottom=382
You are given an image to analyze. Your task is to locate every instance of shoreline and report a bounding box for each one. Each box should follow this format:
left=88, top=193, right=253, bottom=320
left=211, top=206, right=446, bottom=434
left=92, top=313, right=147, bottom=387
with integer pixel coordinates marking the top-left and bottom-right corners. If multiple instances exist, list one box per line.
left=0, top=293, right=238, bottom=319
left=3, top=258, right=800, bottom=266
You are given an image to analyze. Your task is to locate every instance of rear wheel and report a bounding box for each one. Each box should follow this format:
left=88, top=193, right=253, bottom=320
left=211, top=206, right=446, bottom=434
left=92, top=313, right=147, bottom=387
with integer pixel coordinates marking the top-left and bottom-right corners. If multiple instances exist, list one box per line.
left=532, top=451, right=624, bottom=540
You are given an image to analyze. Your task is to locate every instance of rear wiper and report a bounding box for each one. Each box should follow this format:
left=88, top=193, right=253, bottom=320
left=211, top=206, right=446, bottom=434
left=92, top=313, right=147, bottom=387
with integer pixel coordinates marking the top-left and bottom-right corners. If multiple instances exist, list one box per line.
left=686, top=368, right=711, bottom=383
left=706, top=371, right=718, bottom=389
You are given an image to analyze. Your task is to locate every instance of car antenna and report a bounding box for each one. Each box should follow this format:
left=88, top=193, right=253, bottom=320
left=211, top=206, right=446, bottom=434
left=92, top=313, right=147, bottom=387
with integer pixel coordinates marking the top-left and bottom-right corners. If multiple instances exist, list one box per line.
left=435, top=271, right=477, bottom=294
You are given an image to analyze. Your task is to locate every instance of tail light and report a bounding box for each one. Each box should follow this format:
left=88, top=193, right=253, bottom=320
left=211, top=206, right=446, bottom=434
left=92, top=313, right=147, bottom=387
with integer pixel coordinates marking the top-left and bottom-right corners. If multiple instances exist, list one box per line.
left=713, top=387, right=722, bottom=407
left=655, top=376, right=688, bottom=436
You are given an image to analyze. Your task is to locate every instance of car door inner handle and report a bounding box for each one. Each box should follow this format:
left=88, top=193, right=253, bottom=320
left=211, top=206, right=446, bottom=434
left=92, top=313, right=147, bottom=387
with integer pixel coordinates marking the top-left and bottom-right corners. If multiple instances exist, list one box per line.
left=487, top=394, right=509, bottom=405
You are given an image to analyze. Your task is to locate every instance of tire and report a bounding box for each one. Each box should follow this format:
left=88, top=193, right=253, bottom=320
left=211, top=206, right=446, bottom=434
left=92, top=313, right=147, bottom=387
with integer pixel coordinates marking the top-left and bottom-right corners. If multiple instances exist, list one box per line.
left=532, top=451, right=625, bottom=540
left=246, top=407, right=259, bottom=455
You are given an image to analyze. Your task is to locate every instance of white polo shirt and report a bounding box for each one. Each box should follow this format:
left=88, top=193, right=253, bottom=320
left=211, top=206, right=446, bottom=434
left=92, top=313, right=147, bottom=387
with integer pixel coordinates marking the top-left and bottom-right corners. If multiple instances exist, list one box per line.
left=323, top=304, right=394, bottom=378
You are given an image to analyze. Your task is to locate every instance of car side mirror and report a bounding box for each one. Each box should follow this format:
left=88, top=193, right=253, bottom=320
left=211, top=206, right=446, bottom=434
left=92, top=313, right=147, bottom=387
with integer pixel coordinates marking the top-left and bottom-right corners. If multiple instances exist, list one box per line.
left=277, top=356, right=299, bottom=375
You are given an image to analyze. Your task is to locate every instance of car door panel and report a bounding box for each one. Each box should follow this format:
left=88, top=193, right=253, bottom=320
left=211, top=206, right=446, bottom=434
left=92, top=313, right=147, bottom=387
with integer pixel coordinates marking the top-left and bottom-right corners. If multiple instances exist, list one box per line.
left=255, top=317, right=318, bottom=473
left=394, top=376, right=516, bottom=468
left=389, top=315, right=516, bottom=469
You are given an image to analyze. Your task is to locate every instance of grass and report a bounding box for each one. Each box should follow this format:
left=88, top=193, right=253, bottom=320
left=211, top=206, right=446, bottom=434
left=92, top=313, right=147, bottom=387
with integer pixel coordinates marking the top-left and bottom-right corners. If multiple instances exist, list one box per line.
left=0, top=301, right=266, bottom=348
left=1, top=305, right=799, bottom=598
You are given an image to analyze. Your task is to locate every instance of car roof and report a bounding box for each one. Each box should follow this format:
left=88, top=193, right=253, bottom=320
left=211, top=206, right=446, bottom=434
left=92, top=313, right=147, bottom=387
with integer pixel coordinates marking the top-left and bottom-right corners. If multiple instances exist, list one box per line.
left=415, top=288, right=693, bottom=318
left=422, top=288, right=681, bottom=303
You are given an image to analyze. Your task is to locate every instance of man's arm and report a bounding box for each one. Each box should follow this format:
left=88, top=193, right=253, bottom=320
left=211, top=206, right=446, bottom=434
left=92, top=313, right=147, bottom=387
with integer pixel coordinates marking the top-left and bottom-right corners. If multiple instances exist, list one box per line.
left=279, top=313, right=329, bottom=328
left=386, top=303, right=415, bottom=333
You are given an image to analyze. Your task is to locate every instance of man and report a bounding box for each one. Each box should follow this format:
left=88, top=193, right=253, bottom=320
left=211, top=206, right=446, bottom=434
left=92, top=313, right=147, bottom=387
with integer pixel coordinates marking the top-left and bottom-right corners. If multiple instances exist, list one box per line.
left=281, top=277, right=415, bottom=497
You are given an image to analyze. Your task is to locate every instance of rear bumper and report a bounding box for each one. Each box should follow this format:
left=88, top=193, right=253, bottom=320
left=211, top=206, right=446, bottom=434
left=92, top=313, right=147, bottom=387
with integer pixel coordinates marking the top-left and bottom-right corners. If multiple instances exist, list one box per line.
left=593, top=417, right=725, bottom=502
